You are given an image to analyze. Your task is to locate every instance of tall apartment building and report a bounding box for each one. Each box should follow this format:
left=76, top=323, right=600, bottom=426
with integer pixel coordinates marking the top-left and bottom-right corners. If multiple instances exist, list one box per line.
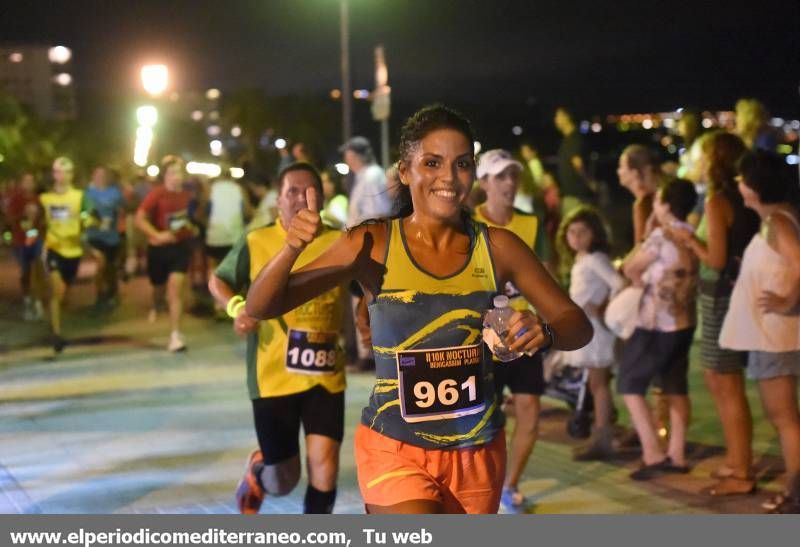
left=0, top=44, right=77, bottom=120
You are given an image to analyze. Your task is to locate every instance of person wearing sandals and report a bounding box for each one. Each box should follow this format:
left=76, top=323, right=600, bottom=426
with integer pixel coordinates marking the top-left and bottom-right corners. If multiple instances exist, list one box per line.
left=719, top=151, right=800, bottom=514
left=619, top=178, right=698, bottom=480
left=670, top=132, right=761, bottom=495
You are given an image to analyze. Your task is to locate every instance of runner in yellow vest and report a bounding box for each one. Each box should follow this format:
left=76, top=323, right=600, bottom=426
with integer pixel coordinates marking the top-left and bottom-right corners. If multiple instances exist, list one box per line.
left=209, top=163, right=347, bottom=514
left=474, top=148, right=545, bottom=513
left=40, top=157, right=92, bottom=353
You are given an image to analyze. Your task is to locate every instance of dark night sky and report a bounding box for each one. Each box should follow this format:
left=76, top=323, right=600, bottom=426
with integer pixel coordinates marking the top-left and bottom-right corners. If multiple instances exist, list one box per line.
left=2, top=0, right=799, bottom=116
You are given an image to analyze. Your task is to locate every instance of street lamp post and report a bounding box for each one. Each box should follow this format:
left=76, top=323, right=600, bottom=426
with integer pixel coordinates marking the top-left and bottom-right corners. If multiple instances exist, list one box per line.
left=135, top=64, right=168, bottom=168
left=340, top=0, right=352, bottom=143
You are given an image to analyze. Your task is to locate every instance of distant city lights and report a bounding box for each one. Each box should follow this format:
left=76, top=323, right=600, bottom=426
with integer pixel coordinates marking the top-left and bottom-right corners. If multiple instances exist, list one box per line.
left=48, top=46, right=72, bottom=64
left=209, top=139, right=223, bottom=156
left=353, top=89, right=370, bottom=99
left=207, top=125, right=221, bottom=137
left=53, top=73, right=72, bottom=86
left=330, top=89, right=342, bottom=100
left=206, top=88, right=221, bottom=101
left=334, top=163, right=350, bottom=175
left=641, top=118, right=653, bottom=129
left=191, top=110, right=203, bottom=122
left=230, top=125, right=242, bottom=137
left=186, top=162, right=222, bottom=177
left=591, top=123, right=602, bottom=133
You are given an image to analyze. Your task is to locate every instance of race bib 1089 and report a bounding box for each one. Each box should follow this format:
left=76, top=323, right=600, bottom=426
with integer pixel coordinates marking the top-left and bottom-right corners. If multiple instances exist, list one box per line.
left=396, top=343, right=485, bottom=423
left=285, top=329, right=339, bottom=375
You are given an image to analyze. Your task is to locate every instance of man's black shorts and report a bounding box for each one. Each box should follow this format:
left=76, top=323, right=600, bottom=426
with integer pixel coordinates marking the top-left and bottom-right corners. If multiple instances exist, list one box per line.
left=146, top=241, right=191, bottom=286
left=45, top=250, right=81, bottom=285
left=251, top=385, right=345, bottom=465
left=494, top=352, right=545, bottom=396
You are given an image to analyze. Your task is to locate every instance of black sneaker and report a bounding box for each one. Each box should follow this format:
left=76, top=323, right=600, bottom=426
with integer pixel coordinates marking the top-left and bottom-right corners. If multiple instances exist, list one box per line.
left=53, top=335, right=67, bottom=354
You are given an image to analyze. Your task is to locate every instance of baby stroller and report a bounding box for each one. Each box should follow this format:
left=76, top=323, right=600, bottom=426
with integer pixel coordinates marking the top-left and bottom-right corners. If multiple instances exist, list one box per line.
left=543, top=355, right=594, bottom=439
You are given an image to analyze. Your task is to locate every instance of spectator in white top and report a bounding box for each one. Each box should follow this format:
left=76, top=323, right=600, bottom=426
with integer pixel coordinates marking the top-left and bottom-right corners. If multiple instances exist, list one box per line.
left=204, top=175, right=252, bottom=317
left=340, top=136, right=392, bottom=227
left=720, top=151, right=800, bottom=513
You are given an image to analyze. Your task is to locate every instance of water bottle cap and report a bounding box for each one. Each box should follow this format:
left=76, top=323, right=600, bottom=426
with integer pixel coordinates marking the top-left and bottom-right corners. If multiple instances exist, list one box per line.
left=493, top=295, right=509, bottom=308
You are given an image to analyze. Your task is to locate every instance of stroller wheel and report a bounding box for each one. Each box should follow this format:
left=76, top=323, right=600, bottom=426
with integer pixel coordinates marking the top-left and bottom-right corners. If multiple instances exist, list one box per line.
left=567, top=414, right=592, bottom=439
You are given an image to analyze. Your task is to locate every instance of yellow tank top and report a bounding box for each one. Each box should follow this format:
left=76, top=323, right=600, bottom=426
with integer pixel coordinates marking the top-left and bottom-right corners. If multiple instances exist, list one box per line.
left=363, top=217, right=503, bottom=449
left=247, top=222, right=346, bottom=397
left=41, top=188, right=85, bottom=258
left=473, top=204, right=538, bottom=312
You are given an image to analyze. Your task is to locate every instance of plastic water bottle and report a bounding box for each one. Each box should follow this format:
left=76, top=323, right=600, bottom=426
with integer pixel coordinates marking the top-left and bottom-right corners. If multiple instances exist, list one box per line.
left=483, top=295, right=522, bottom=362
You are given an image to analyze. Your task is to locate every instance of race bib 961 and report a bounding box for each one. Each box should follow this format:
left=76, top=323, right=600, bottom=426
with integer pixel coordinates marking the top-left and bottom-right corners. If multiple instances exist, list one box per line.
left=396, top=343, right=485, bottom=423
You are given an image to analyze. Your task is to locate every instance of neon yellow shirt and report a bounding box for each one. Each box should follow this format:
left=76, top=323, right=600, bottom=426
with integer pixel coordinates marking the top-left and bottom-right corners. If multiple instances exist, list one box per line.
left=215, top=222, right=346, bottom=398
left=40, top=188, right=88, bottom=258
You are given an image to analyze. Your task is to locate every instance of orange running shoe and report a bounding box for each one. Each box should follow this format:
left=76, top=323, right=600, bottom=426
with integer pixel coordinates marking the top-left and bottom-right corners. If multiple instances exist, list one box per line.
left=236, top=449, right=265, bottom=514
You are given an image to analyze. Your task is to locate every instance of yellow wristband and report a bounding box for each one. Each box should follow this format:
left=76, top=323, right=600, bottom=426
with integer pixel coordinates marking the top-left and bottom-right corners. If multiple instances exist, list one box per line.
left=226, top=295, right=244, bottom=318
left=232, top=300, right=247, bottom=318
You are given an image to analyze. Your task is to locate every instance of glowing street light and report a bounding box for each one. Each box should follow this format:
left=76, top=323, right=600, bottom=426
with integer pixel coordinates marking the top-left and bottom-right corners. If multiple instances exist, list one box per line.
left=133, top=127, right=154, bottom=167
left=210, top=139, right=223, bottom=156
left=136, top=105, right=158, bottom=128
left=186, top=162, right=222, bottom=177
left=53, top=73, right=72, bottom=86
left=141, top=64, right=168, bottom=97
left=48, top=46, right=72, bottom=64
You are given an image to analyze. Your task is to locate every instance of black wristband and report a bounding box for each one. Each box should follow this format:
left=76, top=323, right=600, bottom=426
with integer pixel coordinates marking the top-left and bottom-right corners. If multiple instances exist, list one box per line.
left=539, top=322, right=554, bottom=352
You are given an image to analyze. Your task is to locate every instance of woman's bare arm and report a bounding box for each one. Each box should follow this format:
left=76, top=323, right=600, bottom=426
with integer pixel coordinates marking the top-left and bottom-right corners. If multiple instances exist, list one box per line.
left=759, top=212, right=800, bottom=314
left=489, top=227, right=592, bottom=351
left=673, top=194, right=729, bottom=270
left=245, top=189, right=387, bottom=319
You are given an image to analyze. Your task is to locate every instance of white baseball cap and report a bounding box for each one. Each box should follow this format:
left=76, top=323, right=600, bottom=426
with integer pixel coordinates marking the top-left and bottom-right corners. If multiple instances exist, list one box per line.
left=476, top=149, right=523, bottom=178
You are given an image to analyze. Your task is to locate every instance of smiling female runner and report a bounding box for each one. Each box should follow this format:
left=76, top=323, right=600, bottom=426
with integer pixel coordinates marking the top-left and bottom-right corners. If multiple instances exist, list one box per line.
left=246, top=105, right=592, bottom=514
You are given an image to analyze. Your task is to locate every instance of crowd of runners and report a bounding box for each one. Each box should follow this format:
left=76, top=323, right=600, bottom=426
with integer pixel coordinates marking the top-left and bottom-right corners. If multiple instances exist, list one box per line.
left=1, top=99, right=798, bottom=515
